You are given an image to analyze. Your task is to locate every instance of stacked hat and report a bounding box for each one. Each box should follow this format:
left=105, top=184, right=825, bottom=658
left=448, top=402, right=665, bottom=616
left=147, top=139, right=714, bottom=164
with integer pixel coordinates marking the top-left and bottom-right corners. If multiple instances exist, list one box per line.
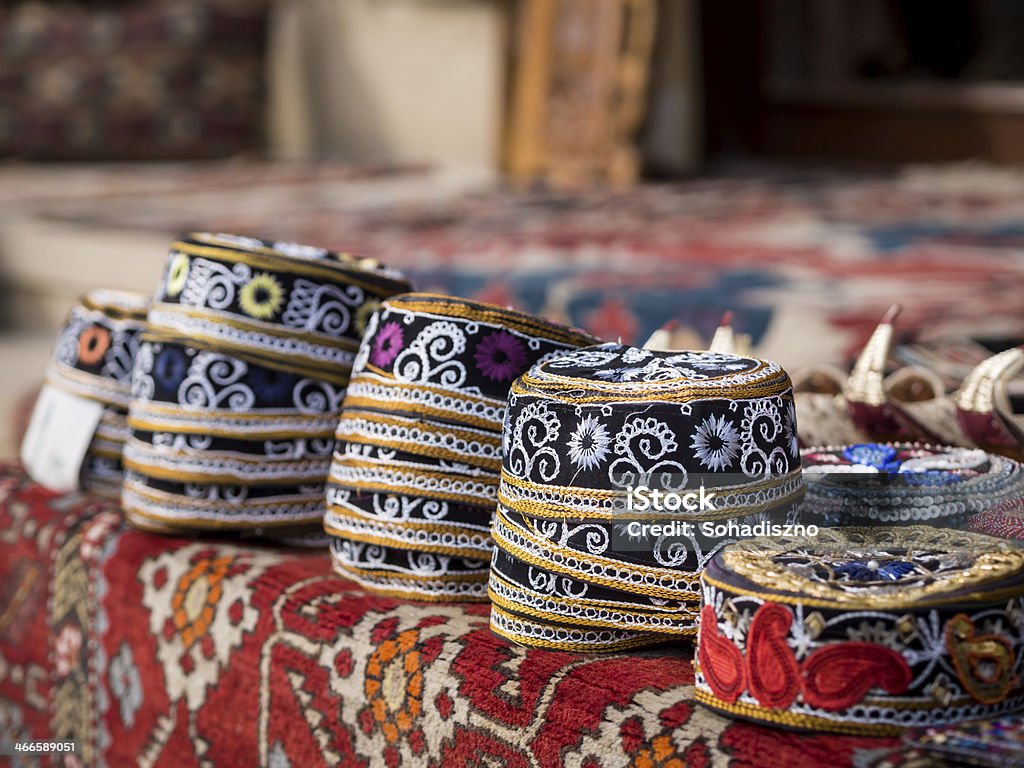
left=488, top=343, right=805, bottom=651
left=324, top=293, right=597, bottom=600
left=124, top=232, right=412, bottom=533
left=43, top=290, right=149, bottom=497
left=696, top=526, right=1024, bottom=734
left=801, top=442, right=1024, bottom=526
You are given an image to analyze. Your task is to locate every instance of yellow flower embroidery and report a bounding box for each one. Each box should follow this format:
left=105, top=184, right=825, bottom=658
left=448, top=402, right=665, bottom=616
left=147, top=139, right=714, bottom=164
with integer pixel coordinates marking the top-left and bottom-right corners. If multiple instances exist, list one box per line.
left=166, top=253, right=190, bottom=297
left=355, top=298, right=381, bottom=335
left=238, top=272, right=285, bottom=320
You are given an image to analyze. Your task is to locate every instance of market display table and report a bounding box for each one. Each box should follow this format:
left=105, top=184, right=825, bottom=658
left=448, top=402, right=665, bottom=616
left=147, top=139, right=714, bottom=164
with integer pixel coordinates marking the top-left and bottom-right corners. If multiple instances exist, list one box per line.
left=0, top=464, right=903, bottom=767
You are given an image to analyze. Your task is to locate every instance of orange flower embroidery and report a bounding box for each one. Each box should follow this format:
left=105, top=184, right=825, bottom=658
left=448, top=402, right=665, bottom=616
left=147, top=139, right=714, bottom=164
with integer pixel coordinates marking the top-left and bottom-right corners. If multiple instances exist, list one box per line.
left=78, top=326, right=111, bottom=365
left=170, top=555, right=233, bottom=649
left=364, top=628, right=424, bottom=743
left=630, top=734, right=686, bottom=768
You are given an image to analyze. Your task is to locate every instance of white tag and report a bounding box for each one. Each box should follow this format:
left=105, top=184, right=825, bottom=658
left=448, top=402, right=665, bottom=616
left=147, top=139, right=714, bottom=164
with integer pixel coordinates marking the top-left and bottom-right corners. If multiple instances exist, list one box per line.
left=21, top=384, right=104, bottom=493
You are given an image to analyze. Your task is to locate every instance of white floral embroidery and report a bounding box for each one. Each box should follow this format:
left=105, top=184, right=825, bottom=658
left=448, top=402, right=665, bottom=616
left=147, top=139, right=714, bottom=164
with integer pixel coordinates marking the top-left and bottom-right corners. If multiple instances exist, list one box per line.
left=567, top=414, right=612, bottom=471
left=690, top=414, right=741, bottom=471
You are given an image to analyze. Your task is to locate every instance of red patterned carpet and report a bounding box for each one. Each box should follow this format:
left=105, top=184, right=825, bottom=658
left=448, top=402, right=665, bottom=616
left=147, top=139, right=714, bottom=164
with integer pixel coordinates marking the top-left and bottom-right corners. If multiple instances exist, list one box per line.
left=0, top=464, right=905, bottom=767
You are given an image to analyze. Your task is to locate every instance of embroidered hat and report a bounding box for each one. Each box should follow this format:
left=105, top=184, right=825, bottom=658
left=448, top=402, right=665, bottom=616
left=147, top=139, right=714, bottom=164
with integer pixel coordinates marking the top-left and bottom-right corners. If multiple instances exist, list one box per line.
left=695, top=526, right=1024, bottom=735
left=801, top=442, right=1024, bottom=525
left=123, top=234, right=412, bottom=532
left=41, top=290, right=149, bottom=498
left=488, top=342, right=804, bottom=651
left=324, top=294, right=598, bottom=600
left=150, top=233, right=411, bottom=384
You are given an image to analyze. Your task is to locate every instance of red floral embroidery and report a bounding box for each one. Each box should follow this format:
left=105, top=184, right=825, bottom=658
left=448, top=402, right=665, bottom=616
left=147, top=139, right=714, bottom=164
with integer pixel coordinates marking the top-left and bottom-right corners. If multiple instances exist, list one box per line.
left=701, top=601, right=913, bottom=713
left=801, top=643, right=911, bottom=711
left=697, top=605, right=745, bottom=704
left=745, top=603, right=800, bottom=709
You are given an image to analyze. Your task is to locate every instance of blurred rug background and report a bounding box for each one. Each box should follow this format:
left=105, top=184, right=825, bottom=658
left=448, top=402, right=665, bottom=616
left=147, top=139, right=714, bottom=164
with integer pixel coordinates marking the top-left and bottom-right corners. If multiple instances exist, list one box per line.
left=2, top=160, right=1022, bottom=453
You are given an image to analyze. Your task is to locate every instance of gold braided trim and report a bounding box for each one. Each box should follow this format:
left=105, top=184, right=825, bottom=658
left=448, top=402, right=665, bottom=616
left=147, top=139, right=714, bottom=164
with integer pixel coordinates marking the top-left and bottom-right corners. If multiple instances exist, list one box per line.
left=87, top=445, right=124, bottom=462
left=45, top=367, right=127, bottom=406
left=171, top=240, right=411, bottom=295
left=150, top=302, right=362, bottom=353
left=702, top=569, right=1024, bottom=612
left=336, top=409, right=502, bottom=472
left=330, top=456, right=498, bottom=506
left=692, top=687, right=906, bottom=736
left=126, top=417, right=335, bottom=441
left=122, top=455, right=327, bottom=486
left=514, top=369, right=793, bottom=404
left=325, top=500, right=491, bottom=537
left=324, top=515, right=492, bottom=560
left=123, top=509, right=182, bottom=534
left=138, top=330, right=353, bottom=386
left=127, top=400, right=336, bottom=435
left=488, top=605, right=667, bottom=652
left=80, top=291, right=149, bottom=321
left=498, top=468, right=805, bottom=522
left=341, top=395, right=501, bottom=432
left=125, top=437, right=330, bottom=468
left=338, top=408, right=502, bottom=447
left=146, top=308, right=356, bottom=385
left=81, top=478, right=124, bottom=501
left=330, top=556, right=488, bottom=583
left=356, top=368, right=506, bottom=409
left=122, top=500, right=322, bottom=530
left=492, top=508, right=701, bottom=601
left=331, top=453, right=500, bottom=482
left=527, top=356, right=778, bottom=384
left=384, top=294, right=596, bottom=346
left=128, top=399, right=332, bottom=422
left=335, top=437, right=498, bottom=474
left=124, top=477, right=322, bottom=511
left=327, top=475, right=494, bottom=507
left=96, top=415, right=129, bottom=434
left=331, top=564, right=490, bottom=603
left=487, top=572, right=697, bottom=632
left=715, top=526, right=1024, bottom=610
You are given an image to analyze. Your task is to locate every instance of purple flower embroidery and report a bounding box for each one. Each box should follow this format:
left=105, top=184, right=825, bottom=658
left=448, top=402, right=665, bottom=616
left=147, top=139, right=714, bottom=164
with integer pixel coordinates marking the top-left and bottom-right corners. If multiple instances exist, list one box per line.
left=474, top=331, right=528, bottom=381
left=371, top=321, right=404, bottom=368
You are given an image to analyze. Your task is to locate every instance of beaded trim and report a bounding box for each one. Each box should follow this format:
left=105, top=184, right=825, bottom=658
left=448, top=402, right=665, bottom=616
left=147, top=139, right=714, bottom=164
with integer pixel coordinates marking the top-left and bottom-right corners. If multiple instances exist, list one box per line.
left=329, top=456, right=498, bottom=507
left=334, top=407, right=502, bottom=471
left=127, top=400, right=338, bottom=439
left=123, top=437, right=332, bottom=485
left=488, top=604, right=667, bottom=652
left=801, top=442, right=1024, bottom=525
left=323, top=506, right=493, bottom=559
left=343, top=375, right=507, bottom=430
left=122, top=486, right=325, bottom=528
left=331, top=537, right=487, bottom=575
left=330, top=553, right=490, bottom=603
